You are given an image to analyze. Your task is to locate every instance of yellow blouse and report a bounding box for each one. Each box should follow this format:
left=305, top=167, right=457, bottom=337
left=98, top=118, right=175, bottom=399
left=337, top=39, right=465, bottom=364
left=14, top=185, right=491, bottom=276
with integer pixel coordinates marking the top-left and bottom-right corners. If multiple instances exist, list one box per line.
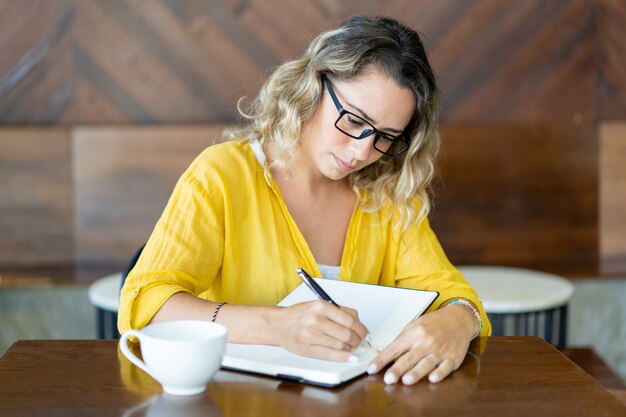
left=118, top=140, right=491, bottom=336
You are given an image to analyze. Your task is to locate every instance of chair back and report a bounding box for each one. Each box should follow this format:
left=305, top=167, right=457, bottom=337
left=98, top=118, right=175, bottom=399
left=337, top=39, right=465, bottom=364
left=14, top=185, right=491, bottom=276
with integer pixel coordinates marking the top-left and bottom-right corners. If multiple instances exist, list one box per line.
left=120, top=244, right=145, bottom=293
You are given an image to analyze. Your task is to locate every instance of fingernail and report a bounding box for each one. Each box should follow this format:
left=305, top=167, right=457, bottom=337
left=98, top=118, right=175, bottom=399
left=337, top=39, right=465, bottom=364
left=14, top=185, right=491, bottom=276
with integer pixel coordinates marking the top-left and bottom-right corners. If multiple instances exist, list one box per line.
left=365, top=333, right=372, bottom=342
left=402, top=374, right=415, bottom=385
left=384, top=372, right=397, bottom=385
left=366, top=364, right=378, bottom=374
left=429, top=373, right=440, bottom=383
left=348, top=355, right=359, bottom=363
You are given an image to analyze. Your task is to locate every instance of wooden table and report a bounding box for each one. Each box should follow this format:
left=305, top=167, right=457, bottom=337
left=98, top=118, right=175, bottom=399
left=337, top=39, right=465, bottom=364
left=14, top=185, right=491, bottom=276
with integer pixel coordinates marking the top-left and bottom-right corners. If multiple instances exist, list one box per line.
left=561, top=347, right=626, bottom=390
left=0, top=337, right=624, bottom=417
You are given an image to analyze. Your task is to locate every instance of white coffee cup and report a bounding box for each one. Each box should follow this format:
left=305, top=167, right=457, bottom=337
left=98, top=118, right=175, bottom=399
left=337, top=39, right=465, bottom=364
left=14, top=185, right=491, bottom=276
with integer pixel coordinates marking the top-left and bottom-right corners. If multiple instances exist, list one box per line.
left=119, top=320, right=227, bottom=396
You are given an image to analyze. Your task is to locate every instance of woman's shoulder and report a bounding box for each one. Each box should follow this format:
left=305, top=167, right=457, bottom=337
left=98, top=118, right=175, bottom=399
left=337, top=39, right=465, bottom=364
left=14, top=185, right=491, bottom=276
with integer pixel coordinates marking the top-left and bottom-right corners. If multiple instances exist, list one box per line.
left=194, top=139, right=254, bottom=164
left=189, top=140, right=258, bottom=173
left=184, top=140, right=260, bottom=187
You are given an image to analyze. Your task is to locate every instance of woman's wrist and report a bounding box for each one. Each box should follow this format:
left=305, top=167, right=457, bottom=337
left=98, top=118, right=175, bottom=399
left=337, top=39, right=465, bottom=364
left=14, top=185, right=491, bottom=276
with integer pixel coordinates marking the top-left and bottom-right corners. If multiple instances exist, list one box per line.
left=258, top=305, right=286, bottom=345
left=442, top=298, right=482, bottom=339
left=210, top=303, right=282, bottom=345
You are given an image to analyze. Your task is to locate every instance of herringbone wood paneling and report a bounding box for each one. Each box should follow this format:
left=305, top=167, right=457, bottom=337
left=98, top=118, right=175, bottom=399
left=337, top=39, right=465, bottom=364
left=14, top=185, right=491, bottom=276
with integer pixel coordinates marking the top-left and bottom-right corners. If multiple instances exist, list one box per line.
left=1, top=0, right=624, bottom=124
left=425, top=0, right=596, bottom=124
left=0, top=0, right=74, bottom=123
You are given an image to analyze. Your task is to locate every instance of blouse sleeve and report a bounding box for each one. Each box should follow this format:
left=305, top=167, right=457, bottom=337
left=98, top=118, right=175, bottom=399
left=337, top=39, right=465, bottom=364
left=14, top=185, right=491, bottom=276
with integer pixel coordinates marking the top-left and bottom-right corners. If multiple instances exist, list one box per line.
left=117, top=159, right=226, bottom=334
left=392, top=211, right=492, bottom=337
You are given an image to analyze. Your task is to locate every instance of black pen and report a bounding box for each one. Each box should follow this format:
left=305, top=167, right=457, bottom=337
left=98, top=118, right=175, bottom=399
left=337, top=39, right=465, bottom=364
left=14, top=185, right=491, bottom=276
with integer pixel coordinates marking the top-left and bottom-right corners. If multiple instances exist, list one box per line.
left=296, top=267, right=372, bottom=349
left=296, top=267, right=340, bottom=307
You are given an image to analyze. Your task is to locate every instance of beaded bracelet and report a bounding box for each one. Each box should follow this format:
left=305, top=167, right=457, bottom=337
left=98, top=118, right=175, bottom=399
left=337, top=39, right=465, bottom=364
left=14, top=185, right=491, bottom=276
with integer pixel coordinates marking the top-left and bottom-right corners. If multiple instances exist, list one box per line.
left=448, top=298, right=482, bottom=339
left=211, top=302, right=228, bottom=323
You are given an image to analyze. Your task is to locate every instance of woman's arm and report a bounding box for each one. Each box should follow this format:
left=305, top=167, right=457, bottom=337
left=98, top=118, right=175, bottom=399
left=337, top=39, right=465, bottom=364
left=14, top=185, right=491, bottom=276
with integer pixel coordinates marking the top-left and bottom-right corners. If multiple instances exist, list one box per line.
left=150, top=292, right=370, bottom=362
left=367, top=209, right=489, bottom=385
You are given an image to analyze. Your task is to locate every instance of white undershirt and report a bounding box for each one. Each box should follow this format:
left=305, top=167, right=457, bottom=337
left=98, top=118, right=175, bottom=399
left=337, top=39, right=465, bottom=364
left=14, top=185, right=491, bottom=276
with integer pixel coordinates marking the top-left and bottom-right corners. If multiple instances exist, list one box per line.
left=249, top=141, right=342, bottom=281
left=249, top=139, right=266, bottom=166
left=317, top=264, right=341, bottom=280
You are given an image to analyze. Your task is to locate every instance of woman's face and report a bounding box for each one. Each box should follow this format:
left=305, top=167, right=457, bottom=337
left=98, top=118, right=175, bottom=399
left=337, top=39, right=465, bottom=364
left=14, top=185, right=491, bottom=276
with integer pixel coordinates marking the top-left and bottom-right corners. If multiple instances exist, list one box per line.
left=300, top=67, right=415, bottom=182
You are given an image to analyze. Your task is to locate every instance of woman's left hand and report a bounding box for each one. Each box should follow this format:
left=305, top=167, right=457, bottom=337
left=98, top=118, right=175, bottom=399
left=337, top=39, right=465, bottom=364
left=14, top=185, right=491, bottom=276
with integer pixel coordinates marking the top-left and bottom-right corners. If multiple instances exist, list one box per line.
left=366, top=304, right=478, bottom=385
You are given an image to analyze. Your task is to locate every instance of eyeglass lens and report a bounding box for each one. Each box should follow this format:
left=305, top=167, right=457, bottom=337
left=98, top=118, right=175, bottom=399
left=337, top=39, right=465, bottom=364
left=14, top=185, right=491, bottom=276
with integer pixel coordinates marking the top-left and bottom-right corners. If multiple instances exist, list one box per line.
left=335, top=112, right=409, bottom=155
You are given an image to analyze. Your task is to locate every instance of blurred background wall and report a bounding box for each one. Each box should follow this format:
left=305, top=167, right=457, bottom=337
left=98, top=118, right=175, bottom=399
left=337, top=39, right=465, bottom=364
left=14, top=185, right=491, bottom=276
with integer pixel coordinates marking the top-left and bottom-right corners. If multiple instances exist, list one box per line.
left=1, top=0, right=626, bottom=381
left=1, top=0, right=625, bottom=279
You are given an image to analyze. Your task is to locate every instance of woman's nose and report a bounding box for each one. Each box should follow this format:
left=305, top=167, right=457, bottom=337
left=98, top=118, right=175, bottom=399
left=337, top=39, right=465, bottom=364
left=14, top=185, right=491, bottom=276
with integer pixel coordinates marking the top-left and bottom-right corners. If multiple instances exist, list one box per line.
left=349, top=136, right=375, bottom=161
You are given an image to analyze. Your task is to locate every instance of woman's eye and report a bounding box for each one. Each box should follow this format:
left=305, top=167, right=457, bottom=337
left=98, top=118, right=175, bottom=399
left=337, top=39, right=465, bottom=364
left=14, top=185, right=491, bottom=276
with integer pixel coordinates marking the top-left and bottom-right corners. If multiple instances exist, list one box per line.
left=347, top=115, right=366, bottom=127
left=378, top=134, right=395, bottom=143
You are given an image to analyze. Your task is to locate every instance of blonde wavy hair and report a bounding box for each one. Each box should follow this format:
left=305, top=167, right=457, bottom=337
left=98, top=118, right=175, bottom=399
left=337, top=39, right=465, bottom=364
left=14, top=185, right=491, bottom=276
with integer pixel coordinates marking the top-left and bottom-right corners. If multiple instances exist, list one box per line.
left=223, top=16, right=440, bottom=232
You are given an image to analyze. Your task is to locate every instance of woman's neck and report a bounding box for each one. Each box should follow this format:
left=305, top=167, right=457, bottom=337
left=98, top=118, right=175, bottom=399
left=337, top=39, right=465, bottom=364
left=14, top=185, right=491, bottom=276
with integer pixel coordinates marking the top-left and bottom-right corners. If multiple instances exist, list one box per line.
left=264, top=141, right=351, bottom=197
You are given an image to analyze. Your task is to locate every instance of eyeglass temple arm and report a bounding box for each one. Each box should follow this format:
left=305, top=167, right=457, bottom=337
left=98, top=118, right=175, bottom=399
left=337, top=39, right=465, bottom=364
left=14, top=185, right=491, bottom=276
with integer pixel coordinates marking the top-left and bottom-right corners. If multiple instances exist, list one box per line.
left=323, top=76, right=344, bottom=113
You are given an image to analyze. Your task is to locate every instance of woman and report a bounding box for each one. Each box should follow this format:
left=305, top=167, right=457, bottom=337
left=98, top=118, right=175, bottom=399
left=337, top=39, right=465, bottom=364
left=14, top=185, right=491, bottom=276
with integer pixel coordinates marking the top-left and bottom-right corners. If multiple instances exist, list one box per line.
left=119, top=15, right=490, bottom=386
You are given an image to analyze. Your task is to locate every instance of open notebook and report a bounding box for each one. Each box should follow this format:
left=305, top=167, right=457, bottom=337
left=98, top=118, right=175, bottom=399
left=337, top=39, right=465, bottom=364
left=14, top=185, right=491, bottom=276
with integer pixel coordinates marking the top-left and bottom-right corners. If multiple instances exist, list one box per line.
left=221, top=279, right=438, bottom=387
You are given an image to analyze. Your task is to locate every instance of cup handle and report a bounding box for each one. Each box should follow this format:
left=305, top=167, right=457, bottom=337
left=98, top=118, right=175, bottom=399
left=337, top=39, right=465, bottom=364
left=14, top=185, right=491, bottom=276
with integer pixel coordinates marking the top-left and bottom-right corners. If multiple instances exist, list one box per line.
left=119, top=330, right=152, bottom=378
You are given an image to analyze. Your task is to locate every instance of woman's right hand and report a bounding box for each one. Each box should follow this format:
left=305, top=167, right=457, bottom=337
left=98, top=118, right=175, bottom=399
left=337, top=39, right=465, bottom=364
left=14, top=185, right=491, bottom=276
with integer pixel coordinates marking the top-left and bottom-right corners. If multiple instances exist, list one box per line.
left=272, top=301, right=370, bottom=362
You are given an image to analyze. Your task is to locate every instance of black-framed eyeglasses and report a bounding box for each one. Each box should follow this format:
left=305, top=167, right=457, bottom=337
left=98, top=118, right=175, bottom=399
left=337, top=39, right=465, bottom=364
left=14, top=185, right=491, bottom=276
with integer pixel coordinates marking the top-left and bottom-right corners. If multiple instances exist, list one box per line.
left=323, top=76, right=411, bottom=156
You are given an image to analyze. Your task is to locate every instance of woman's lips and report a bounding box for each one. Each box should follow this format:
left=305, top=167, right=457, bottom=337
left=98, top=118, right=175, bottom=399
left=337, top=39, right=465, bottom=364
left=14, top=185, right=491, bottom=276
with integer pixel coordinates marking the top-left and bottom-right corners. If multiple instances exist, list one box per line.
left=333, top=154, right=355, bottom=172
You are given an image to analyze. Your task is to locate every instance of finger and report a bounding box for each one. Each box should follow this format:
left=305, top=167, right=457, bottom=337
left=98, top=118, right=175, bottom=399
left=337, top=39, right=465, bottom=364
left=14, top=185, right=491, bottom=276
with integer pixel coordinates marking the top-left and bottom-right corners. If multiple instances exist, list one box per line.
left=380, top=350, right=434, bottom=385
left=367, top=339, right=410, bottom=376
left=322, top=305, right=369, bottom=347
left=394, top=353, right=438, bottom=385
left=428, top=358, right=456, bottom=383
left=320, top=316, right=366, bottom=349
left=337, top=306, right=370, bottom=340
left=296, top=305, right=363, bottom=350
left=313, top=332, right=351, bottom=353
left=301, top=342, right=359, bottom=363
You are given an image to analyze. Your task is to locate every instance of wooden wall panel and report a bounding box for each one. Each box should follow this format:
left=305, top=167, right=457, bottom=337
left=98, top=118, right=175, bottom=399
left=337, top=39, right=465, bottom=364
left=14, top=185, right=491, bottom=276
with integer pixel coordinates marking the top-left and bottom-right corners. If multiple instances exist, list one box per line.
left=597, top=0, right=626, bottom=119
left=1, top=1, right=624, bottom=277
left=599, top=122, right=626, bottom=274
left=432, top=125, right=598, bottom=276
left=1, top=0, right=624, bottom=125
left=0, top=128, right=73, bottom=267
left=0, top=124, right=604, bottom=278
left=72, top=125, right=224, bottom=274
